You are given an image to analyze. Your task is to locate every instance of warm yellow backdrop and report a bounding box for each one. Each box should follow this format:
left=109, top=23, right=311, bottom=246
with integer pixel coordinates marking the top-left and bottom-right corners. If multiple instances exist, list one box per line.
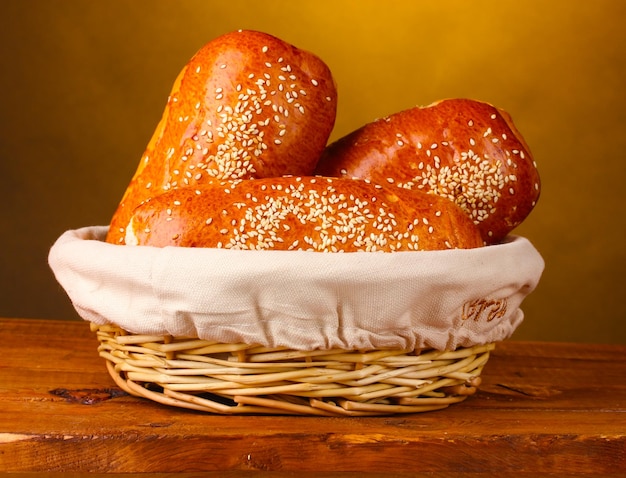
left=1, top=0, right=625, bottom=343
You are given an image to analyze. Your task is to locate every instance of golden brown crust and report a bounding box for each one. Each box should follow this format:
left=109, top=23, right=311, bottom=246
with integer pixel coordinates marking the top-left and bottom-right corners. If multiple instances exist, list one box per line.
left=314, top=98, right=540, bottom=244
left=125, top=176, right=483, bottom=252
left=107, top=30, right=337, bottom=245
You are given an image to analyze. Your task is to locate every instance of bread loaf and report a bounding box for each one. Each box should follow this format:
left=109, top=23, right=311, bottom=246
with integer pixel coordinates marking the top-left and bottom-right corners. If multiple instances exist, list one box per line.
left=125, top=176, right=483, bottom=252
left=314, top=99, right=540, bottom=244
left=106, top=30, right=337, bottom=244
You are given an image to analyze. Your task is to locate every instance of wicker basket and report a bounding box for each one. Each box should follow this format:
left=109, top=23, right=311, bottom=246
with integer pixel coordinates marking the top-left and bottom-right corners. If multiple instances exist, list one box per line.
left=93, top=323, right=494, bottom=416
left=49, top=227, right=544, bottom=415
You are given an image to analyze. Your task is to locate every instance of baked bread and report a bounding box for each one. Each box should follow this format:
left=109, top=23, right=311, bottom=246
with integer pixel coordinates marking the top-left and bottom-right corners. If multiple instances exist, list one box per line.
left=125, top=176, right=483, bottom=252
left=106, top=30, right=337, bottom=244
left=314, top=98, right=540, bottom=244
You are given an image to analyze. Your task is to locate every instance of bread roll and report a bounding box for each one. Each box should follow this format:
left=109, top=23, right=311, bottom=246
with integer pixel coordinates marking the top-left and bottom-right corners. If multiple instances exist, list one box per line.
left=314, top=99, right=540, bottom=244
left=125, top=176, right=483, bottom=252
left=107, top=30, right=337, bottom=244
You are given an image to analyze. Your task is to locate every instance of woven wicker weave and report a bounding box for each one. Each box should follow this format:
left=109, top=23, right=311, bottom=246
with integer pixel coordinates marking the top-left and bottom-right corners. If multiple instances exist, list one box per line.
left=93, top=323, right=495, bottom=416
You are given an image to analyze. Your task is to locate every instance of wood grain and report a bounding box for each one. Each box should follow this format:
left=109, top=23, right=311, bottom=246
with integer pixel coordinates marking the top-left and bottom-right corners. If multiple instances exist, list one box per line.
left=1, top=318, right=625, bottom=475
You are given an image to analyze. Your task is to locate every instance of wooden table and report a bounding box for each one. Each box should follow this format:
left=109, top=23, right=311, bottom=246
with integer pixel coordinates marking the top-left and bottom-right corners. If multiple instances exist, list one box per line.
left=1, top=318, right=625, bottom=476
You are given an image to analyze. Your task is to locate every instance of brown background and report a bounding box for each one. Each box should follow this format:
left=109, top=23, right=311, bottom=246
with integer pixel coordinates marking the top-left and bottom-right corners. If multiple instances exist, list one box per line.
left=1, top=0, right=625, bottom=344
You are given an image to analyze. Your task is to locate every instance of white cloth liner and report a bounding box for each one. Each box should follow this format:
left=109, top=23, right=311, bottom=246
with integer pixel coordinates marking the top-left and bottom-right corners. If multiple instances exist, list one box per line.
left=49, top=226, right=544, bottom=351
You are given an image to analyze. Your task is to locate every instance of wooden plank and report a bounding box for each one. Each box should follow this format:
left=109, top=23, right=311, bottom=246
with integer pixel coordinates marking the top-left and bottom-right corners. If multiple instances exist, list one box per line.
left=1, top=318, right=625, bottom=474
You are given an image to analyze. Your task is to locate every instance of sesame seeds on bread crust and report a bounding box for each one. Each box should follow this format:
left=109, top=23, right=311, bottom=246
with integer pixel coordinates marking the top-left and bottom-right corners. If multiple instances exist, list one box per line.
left=125, top=176, right=483, bottom=252
left=315, top=99, right=540, bottom=244
left=107, top=31, right=538, bottom=252
left=106, top=30, right=337, bottom=245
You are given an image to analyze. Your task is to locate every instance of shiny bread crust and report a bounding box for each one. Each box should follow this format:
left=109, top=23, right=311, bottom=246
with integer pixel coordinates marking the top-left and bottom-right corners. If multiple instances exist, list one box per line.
left=315, top=99, right=540, bottom=244
left=126, top=176, right=484, bottom=252
left=107, top=30, right=337, bottom=245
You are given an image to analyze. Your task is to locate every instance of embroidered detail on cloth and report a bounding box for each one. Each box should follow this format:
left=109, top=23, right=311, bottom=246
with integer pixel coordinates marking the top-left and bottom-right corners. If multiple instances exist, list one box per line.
left=463, top=298, right=508, bottom=323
